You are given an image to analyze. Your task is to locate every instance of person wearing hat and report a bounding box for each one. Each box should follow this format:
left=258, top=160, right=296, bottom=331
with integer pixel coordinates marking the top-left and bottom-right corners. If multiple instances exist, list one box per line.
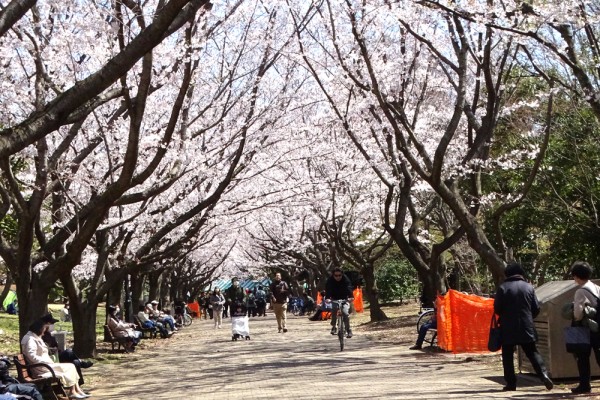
left=493, top=262, right=553, bottom=392
left=106, top=305, right=142, bottom=352
left=148, top=301, right=177, bottom=332
left=137, top=305, right=171, bottom=338
left=40, top=313, right=93, bottom=386
left=21, top=319, right=90, bottom=398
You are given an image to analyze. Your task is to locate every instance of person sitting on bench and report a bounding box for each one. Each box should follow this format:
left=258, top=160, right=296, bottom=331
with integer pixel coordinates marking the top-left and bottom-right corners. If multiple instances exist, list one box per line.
left=107, top=305, right=142, bottom=352
left=40, top=313, right=93, bottom=386
left=308, top=291, right=331, bottom=321
left=0, top=353, right=44, bottom=400
left=21, top=319, right=90, bottom=399
left=138, top=305, right=171, bottom=338
left=409, top=308, right=437, bottom=350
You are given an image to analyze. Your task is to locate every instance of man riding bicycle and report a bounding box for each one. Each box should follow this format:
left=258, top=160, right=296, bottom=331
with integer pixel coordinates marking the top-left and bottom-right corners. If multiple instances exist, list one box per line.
left=325, top=267, right=354, bottom=338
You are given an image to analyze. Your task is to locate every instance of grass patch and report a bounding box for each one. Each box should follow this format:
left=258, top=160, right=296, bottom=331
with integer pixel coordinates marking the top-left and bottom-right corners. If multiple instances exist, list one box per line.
left=0, top=303, right=109, bottom=356
left=0, top=313, right=21, bottom=355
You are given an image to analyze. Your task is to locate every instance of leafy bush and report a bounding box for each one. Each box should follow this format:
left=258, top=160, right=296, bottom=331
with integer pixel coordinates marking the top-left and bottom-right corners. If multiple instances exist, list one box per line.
left=375, top=256, right=420, bottom=304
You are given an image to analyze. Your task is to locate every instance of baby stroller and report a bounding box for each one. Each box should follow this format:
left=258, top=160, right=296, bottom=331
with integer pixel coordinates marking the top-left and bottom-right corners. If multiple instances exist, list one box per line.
left=231, top=301, right=250, bottom=341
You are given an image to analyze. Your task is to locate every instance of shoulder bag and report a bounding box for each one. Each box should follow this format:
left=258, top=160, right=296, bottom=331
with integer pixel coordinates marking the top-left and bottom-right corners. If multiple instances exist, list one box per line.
left=564, top=325, right=591, bottom=353
left=488, top=314, right=502, bottom=352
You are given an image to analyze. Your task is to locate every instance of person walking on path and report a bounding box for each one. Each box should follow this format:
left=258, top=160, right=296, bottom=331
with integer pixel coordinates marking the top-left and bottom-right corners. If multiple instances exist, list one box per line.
left=325, top=267, right=354, bottom=338
left=254, top=286, right=267, bottom=317
left=226, top=278, right=246, bottom=318
left=210, top=288, right=226, bottom=329
left=270, top=272, right=290, bottom=333
left=569, top=261, right=600, bottom=394
left=493, top=262, right=553, bottom=392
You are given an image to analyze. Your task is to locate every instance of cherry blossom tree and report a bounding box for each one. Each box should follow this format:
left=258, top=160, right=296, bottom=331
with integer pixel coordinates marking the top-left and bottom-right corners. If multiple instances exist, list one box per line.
left=0, top=0, right=289, bottom=338
left=52, top=0, right=304, bottom=355
left=0, top=0, right=213, bottom=157
left=286, top=0, right=556, bottom=301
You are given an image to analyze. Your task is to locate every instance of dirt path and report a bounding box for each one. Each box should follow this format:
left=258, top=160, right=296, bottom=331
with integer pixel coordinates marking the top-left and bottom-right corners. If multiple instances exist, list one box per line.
left=85, top=309, right=598, bottom=399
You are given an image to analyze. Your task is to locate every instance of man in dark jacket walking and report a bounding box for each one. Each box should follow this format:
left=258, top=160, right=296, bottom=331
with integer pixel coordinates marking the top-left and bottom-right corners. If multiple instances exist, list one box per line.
left=325, top=267, right=354, bottom=338
left=270, top=272, right=290, bottom=333
left=494, top=262, right=553, bottom=391
left=226, top=278, right=246, bottom=318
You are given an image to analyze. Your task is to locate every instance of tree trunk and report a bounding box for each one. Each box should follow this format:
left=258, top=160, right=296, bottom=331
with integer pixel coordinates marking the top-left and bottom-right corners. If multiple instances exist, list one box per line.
left=361, top=264, right=388, bottom=322
left=107, top=278, right=123, bottom=309
left=418, top=271, right=438, bottom=309
left=0, top=272, right=13, bottom=308
left=131, top=272, right=145, bottom=309
left=148, top=271, right=161, bottom=302
left=16, top=276, right=52, bottom=338
left=70, top=300, right=99, bottom=358
left=160, top=274, right=171, bottom=307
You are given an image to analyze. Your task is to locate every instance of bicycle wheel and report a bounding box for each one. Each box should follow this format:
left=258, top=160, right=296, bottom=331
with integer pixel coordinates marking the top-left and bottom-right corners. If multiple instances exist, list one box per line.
left=417, top=310, right=434, bottom=333
left=338, top=315, right=345, bottom=351
left=292, top=306, right=300, bottom=316
left=183, top=314, right=193, bottom=326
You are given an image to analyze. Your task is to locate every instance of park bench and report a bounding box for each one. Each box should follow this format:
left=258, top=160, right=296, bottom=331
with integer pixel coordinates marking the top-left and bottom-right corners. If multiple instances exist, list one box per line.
left=103, top=325, right=131, bottom=352
left=13, top=353, right=68, bottom=400
left=133, top=316, right=157, bottom=339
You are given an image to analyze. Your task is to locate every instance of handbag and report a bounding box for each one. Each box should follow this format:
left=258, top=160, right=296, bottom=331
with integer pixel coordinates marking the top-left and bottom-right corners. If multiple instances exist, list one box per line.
left=564, top=326, right=591, bottom=353
left=488, top=314, right=502, bottom=352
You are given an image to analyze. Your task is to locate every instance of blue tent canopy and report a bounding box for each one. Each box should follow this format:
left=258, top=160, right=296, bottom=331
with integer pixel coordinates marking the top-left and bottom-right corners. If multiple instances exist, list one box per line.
left=206, top=277, right=271, bottom=292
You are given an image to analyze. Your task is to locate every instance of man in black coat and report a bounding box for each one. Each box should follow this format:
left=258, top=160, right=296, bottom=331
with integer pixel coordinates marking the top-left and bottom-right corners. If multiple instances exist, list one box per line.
left=226, top=278, right=246, bottom=318
left=325, top=267, right=354, bottom=338
left=494, top=262, right=553, bottom=391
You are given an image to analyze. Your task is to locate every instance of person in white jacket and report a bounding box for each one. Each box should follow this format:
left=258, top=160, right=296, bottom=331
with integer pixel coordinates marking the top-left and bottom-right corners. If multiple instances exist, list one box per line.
left=210, top=288, right=226, bottom=329
left=21, top=319, right=90, bottom=399
left=570, top=261, right=600, bottom=394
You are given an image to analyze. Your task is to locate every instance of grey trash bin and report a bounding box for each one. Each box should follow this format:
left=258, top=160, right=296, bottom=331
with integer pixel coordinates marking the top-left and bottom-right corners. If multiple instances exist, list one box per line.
left=51, top=331, right=67, bottom=351
left=519, top=279, right=600, bottom=379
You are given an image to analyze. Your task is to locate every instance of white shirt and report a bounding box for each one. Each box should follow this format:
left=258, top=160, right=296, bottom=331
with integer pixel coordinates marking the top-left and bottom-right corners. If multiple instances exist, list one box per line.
left=574, top=280, right=600, bottom=321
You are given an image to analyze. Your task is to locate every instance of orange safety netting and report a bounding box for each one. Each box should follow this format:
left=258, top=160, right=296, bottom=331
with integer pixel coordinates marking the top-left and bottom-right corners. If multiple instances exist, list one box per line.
left=353, top=288, right=364, bottom=313
left=436, top=289, right=495, bottom=353
left=186, top=301, right=200, bottom=318
left=315, top=289, right=363, bottom=313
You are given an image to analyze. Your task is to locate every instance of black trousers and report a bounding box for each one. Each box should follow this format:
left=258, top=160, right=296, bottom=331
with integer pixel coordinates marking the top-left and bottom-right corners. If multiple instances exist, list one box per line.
left=574, top=344, right=600, bottom=389
left=501, top=342, right=547, bottom=387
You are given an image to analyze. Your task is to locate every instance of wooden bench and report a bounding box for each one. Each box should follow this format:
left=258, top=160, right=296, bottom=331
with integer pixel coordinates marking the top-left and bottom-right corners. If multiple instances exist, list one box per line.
left=13, top=353, right=68, bottom=400
left=103, top=325, right=132, bottom=352
left=133, top=316, right=157, bottom=339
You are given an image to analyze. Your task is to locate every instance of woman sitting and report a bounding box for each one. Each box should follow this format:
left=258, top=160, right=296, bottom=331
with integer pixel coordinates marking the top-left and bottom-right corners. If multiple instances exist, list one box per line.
left=106, top=305, right=142, bottom=352
left=21, top=319, right=90, bottom=399
left=40, top=313, right=93, bottom=386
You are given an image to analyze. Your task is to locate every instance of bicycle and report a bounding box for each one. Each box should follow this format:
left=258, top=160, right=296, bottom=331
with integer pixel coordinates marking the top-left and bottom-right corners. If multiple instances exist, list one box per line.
left=329, top=299, right=352, bottom=351
left=288, top=298, right=302, bottom=316
left=175, top=305, right=193, bottom=327
left=416, top=308, right=437, bottom=346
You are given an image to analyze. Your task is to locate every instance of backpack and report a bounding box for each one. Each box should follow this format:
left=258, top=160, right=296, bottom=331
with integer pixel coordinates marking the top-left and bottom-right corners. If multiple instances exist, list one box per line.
left=581, top=286, right=600, bottom=332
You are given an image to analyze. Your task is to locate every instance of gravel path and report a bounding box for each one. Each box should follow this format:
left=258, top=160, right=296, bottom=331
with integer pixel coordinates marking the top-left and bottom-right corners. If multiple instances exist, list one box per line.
left=85, top=310, right=597, bottom=399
